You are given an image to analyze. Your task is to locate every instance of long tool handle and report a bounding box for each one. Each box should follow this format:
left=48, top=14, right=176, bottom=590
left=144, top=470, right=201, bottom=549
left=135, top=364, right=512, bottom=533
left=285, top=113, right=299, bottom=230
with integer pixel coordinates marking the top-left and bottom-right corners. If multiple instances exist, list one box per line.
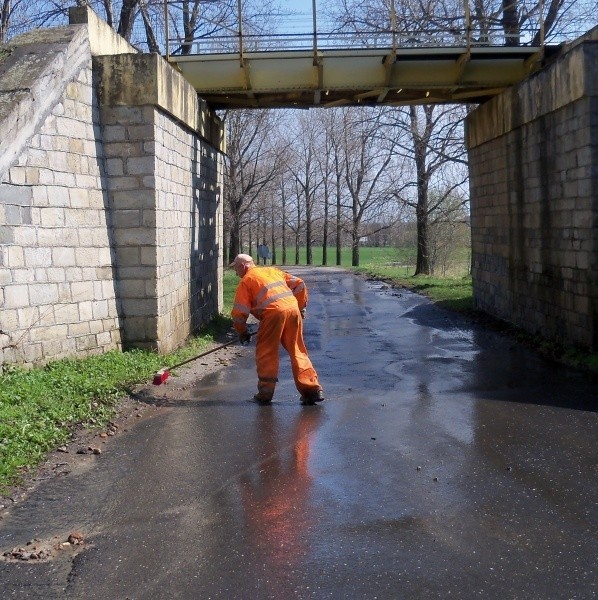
left=172, top=326, right=257, bottom=370
left=168, top=337, right=239, bottom=371
left=153, top=329, right=256, bottom=385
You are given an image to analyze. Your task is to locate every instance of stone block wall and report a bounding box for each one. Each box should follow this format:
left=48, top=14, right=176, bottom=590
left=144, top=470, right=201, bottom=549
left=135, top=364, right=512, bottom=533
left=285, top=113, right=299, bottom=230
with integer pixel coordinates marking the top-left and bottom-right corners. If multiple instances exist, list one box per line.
left=0, top=8, right=224, bottom=366
left=466, top=36, right=597, bottom=350
left=0, top=62, right=122, bottom=365
left=101, top=104, right=223, bottom=352
left=94, top=50, right=224, bottom=354
left=153, top=108, right=223, bottom=352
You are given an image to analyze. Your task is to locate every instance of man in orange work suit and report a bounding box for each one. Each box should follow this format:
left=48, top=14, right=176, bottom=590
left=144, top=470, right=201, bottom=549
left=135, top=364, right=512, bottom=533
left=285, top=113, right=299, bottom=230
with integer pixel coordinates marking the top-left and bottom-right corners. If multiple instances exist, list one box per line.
left=230, top=253, right=325, bottom=405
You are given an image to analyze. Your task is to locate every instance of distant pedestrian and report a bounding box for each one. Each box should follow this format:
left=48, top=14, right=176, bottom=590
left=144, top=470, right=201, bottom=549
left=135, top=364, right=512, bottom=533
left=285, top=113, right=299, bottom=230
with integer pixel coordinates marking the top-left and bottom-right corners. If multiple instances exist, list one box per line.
left=230, top=253, right=325, bottom=405
left=257, top=242, right=270, bottom=265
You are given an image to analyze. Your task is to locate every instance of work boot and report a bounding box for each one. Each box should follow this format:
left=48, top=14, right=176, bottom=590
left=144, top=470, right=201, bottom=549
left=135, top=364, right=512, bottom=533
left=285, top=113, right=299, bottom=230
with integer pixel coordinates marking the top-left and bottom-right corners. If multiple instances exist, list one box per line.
left=252, top=393, right=272, bottom=405
left=300, top=389, right=325, bottom=405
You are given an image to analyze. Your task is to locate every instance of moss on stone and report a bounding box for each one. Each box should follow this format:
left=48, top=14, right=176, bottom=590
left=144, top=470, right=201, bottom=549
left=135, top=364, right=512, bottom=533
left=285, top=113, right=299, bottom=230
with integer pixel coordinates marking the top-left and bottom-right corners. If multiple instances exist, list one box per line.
left=0, top=47, right=14, bottom=66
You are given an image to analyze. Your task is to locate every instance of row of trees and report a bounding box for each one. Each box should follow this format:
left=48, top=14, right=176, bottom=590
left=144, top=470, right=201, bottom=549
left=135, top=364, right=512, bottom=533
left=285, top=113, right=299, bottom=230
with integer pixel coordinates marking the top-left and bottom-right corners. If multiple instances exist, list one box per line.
left=222, top=105, right=470, bottom=274
left=0, top=0, right=278, bottom=47
left=216, top=0, right=592, bottom=274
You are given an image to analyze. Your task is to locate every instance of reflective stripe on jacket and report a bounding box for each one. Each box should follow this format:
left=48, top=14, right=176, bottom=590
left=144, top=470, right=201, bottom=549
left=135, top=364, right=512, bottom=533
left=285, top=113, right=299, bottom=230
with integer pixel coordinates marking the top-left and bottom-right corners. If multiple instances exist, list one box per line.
left=231, top=267, right=308, bottom=333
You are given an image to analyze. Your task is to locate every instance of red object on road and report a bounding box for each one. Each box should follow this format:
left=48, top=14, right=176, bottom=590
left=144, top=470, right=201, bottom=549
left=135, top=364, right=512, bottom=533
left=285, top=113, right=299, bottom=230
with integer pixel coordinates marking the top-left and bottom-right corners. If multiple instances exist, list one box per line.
left=152, top=368, right=170, bottom=385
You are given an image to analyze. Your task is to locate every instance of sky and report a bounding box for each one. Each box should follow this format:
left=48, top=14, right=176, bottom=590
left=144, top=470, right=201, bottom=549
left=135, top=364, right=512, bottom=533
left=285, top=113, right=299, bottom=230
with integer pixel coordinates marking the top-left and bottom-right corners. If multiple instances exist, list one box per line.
left=275, top=0, right=325, bottom=34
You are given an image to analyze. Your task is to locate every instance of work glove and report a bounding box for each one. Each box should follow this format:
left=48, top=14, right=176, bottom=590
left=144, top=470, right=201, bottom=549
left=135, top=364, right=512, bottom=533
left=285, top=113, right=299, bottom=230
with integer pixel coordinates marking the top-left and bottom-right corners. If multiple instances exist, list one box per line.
left=239, top=331, right=251, bottom=345
left=300, top=308, right=306, bottom=319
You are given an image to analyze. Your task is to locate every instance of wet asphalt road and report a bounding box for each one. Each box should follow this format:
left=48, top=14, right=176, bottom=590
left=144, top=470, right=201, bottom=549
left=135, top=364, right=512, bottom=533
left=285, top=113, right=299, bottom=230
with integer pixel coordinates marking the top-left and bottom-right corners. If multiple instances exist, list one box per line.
left=1, top=267, right=596, bottom=599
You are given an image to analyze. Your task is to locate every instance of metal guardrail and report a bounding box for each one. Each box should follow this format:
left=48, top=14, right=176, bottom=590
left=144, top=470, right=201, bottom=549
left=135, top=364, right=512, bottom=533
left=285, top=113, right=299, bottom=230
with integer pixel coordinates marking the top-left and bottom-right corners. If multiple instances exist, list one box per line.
left=180, top=30, right=538, bottom=55
left=163, top=0, right=546, bottom=60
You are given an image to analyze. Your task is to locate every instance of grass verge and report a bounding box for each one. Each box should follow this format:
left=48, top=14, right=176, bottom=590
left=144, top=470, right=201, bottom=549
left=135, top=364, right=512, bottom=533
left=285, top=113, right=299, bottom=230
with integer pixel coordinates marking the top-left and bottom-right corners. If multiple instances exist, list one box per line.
left=354, top=265, right=474, bottom=313
left=0, top=313, right=234, bottom=494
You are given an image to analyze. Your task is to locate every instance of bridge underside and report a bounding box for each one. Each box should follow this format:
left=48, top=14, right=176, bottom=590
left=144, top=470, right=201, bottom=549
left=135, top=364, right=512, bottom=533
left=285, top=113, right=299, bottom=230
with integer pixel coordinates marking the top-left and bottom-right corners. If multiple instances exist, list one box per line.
left=170, top=46, right=545, bottom=109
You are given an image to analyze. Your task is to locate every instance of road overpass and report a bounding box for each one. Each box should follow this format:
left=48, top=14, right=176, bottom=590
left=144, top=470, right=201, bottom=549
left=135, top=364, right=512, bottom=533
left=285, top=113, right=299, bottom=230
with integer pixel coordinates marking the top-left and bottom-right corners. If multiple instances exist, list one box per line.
left=169, top=45, right=550, bottom=109
left=163, top=1, right=552, bottom=109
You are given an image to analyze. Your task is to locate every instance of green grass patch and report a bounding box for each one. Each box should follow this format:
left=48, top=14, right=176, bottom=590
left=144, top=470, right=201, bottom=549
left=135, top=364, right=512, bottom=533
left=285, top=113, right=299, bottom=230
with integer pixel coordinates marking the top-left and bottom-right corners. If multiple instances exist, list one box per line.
left=511, top=331, right=598, bottom=375
left=222, top=269, right=237, bottom=314
left=275, top=245, right=418, bottom=269
left=356, top=266, right=474, bottom=313
left=562, top=347, right=598, bottom=373
left=265, top=245, right=472, bottom=312
left=0, top=314, right=233, bottom=493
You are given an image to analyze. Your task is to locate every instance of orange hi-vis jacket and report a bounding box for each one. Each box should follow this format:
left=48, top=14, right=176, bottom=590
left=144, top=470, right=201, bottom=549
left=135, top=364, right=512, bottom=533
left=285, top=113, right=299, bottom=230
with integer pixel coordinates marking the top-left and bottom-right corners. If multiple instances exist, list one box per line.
left=232, top=267, right=307, bottom=334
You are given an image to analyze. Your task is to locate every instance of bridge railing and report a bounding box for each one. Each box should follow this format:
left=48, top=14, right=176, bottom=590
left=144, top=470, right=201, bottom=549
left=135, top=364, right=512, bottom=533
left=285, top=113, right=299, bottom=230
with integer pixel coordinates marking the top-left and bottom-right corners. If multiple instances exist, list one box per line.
left=164, top=0, right=545, bottom=59
left=183, top=29, right=536, bottom=55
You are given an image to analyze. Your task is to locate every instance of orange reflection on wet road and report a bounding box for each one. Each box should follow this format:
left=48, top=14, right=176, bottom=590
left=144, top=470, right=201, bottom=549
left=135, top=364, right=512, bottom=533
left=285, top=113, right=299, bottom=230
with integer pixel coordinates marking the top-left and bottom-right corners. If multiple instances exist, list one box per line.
left=240, top=408, right=322, bottom=592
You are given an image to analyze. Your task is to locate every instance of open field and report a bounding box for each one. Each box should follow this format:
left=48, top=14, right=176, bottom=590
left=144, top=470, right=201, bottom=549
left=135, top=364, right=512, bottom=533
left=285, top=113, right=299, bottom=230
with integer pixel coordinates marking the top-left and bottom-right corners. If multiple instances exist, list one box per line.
left=266, top=245, right=471, bottom=277
left=252, top=246, right=473, bottom=312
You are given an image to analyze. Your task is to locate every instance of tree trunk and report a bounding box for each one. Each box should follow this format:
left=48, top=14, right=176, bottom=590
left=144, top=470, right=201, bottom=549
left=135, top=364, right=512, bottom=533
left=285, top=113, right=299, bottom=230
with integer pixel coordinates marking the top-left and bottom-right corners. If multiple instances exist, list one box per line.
left=228, top=218, right=240, bottom=262
left=295, top=202, right=300, bottom=265
left=181, top=0, right=201, bottom=55
left=415, top=201, right=431, bottom=275
left=414, top=172, right=432, bottom=275
left=336, top=164, right=342, bottom=266
left=139, top=3, right=160, bottom=53
left=351, top=228, right=360, bottom=267
left=306, top=194, right=312, bottom=265
left=270, top=203, right=276, bottom=265
left=282, top=188, right=287, bottom=265
left=351, top=199, right=360, bottom=267
left=100, top=0, right=114, bottom=29
left=532, top=0, right=563, bottom=46
left=117, top=0, right=139, bottom=41
left=410, top=106, right=433, bottom=276
left=502, top=0, right=520, bottom=46
left=1, top=0, right=11, bottom=43
left=322, top=177, right=329, bottom=266
left=295, top=232, right=300, bottom=265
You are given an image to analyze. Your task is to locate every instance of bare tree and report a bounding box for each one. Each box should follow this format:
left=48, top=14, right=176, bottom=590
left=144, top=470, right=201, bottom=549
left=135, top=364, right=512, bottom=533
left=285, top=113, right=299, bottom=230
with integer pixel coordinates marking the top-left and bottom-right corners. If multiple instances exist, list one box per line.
left=332, top=115, right=348, bottom=266
left=1, top=0, right=283, bottom=54
left=287, top=112, right=324, bottom=266
left=340, top=107, right=403, bottom=267
left=116, top=0, right=139, bottom=40
left=331, top=0, right=594, bottom=46
left=269, top=197, right=277, bottom=264
left=0, top=0, right=11, bottom=43
left=222, top=109, right=284, bottom=263
left=0, top=0, right=34, bottom=43
left=314, top=109, right=348, bottom=266
left=280, top=176, right=290, bottom=265
left=382, top=104, right=469, bottom=275
left=427, top=191, right=471, bottom=275
left=284, top=176, right=305, bottom=265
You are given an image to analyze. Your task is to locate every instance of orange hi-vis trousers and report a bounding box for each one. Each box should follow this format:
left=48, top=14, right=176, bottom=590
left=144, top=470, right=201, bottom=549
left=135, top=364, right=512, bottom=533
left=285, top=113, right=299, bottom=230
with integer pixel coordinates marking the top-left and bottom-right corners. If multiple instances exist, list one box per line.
left=256, top=305, right=321, bottom=399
